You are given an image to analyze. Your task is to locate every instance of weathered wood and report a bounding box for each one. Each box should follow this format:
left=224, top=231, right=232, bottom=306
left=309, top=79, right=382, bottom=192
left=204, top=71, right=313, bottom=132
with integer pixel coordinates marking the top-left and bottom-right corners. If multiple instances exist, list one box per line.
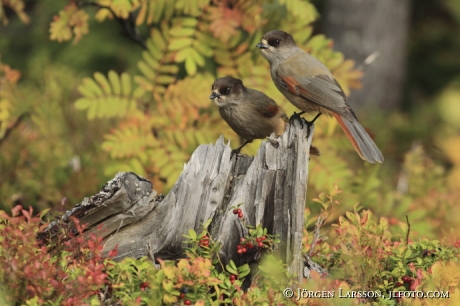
left=42, top=122, right=320, bottom=281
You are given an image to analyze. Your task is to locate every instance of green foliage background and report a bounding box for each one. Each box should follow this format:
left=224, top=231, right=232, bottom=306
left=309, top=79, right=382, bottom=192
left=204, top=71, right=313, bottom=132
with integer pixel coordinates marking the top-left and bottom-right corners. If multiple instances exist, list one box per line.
left=0, top=0, right=459, bottom=241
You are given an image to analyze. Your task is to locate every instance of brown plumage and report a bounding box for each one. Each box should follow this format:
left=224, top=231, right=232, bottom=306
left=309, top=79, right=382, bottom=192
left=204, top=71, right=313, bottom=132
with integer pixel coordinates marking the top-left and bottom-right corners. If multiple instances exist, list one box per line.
left=256, top=30, right=383, bottom=163
left=210, top=76, right=320, bottom=156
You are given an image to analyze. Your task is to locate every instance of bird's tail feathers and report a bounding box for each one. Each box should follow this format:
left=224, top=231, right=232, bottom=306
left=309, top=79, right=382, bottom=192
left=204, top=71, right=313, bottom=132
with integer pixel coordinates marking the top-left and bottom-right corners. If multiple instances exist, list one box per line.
left=333, top=114, right=384, bottom=163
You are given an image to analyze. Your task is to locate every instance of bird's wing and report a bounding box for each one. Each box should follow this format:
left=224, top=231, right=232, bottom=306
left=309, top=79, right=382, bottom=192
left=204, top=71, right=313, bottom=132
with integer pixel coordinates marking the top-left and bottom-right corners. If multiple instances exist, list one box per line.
left=249, top=89, right=287, bottom=121
left=276, top=52, right=357, bottom=120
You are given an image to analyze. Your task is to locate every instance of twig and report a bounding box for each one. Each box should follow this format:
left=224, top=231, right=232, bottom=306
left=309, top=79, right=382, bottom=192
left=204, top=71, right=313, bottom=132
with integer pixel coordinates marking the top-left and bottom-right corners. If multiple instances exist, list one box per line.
left=0, top=112, right=29, bottom=147
left=356, top=51, right=380, bottom=71
left=147, top=240, right=157, bottom=267
left=405, top=215, right=410, bottom=245
left=76, top=1, right=147, bottom=50
left=303, top=254, right=328, bottom=278
left=309, top=214, right=326, bottom=256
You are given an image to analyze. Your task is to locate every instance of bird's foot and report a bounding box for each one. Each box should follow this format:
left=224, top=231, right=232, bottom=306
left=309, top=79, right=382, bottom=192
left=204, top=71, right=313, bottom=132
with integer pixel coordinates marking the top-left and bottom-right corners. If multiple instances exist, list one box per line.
left=304, top=119, right=314, bottom=138
left=304, top=112, right=322, bottom=138
left=289, top=111, right=306, bottom=129
left=266, top=137, right=279, bottom=148
left=230, top=148, right=241, bottom=160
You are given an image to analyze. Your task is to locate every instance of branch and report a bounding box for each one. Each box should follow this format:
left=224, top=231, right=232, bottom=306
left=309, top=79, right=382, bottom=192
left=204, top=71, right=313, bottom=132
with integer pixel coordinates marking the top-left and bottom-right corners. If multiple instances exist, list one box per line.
left=0, top=112, right=29, bottom=147
left=405, top=215, right=411, bottom=245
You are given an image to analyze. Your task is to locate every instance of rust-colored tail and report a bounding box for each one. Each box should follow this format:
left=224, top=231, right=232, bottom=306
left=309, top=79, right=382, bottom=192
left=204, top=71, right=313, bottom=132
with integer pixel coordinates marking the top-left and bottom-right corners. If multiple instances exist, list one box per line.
left=332, top=113, right=384, bottom=163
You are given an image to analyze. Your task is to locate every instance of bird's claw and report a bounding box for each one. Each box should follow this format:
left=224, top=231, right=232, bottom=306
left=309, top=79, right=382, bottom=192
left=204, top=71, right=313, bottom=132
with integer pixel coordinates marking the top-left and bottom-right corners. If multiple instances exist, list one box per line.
left=289, top=112, right=304, bottom=129
left=230, top=149, right=241, bottom=159
left=304, top=119, right=314, bottom=138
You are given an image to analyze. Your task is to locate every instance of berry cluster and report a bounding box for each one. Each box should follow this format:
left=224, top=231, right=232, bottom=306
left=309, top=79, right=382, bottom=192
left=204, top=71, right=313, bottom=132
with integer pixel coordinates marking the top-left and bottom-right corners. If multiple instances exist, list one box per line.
left=454, top=239, right=460, bottom=248
left=229, top=274, right=237, bottom=284
left=236, top=236, right=267, bottom=255
left=199, top=235, right=210, bottom=248
left=394, top=275, right=415, bottom=289
left=401, top=275, right=413, bottom=283
left=232, top=208, right=243, bottom=218
left=179, top=287, right=192, bottom=305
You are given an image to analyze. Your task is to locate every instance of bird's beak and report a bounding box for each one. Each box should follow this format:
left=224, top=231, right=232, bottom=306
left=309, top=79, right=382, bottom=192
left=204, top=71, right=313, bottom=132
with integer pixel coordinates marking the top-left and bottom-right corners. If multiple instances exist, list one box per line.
left=209, top=92, right=221, bottom=99
left=256, top=43, right=269, bottom=49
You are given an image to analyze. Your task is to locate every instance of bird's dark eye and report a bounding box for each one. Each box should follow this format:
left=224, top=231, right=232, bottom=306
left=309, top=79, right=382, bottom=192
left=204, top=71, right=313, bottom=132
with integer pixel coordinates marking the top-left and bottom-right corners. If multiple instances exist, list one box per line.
left=269, top=38, right=281, bottom=47
left=226, top=87, right=231, bottom=94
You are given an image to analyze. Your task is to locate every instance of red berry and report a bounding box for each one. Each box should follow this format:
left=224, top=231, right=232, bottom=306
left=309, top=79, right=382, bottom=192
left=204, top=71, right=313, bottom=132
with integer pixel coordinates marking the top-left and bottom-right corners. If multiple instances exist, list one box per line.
left=261, top=236, right=266, bottom=240
left=179, top=293, right=186, bottom=299
left=237, top=244, right=242, bottom=250
left=240, top=237, right=245, bottom=243
left=237, top=249, right=243, bottom=254
left=237, top=209, right=242, bottom=214
left=247, top=243, right=254, bottom=249
left=230, top=279, right=235, bottom=284
left=140, top=282, right=149, bottom=291
left=242, top=248, right=247, bottom=253
left=258, top=242, right=264, bottom=247
left=230, top=274, right=236, bottom=280
left=402, top=276, right=412, bottom=283
left=256, top=238, right=262, bottom=243
left=455, top=243, right=460, bottom=248
left=395, top=282, right=403, bottom=287
left=233, top=209, right=238, bottom=214
left=184, top=300, right=192, bottom=305
left=238, top=213, right=243, bottom=218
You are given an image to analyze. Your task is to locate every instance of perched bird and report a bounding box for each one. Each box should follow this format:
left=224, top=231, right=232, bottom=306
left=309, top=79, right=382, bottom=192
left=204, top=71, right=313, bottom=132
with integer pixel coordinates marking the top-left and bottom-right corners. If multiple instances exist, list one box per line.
left=209, top=76, right=320, bottom=157
left=256, top=30, right=383, bottom=163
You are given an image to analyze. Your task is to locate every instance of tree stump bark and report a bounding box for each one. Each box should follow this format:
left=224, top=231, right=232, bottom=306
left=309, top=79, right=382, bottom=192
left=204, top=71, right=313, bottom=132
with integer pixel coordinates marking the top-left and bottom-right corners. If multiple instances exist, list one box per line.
left=43, top=122, right=320, bottom=282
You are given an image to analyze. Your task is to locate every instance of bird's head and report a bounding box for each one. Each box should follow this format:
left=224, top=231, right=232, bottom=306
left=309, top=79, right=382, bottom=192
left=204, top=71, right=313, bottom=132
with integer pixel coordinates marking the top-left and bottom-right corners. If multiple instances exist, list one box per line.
left=256, top=30, right=297, bottom=63
left=209, top=77, right=246, bottom=107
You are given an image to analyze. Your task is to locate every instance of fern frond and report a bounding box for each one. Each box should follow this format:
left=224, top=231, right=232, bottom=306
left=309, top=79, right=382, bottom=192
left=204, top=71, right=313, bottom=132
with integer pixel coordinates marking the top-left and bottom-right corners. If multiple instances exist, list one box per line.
left=136, top=0, right=174, bottom=25
left=49, top=2, right=89, bottom=43
left=135, top=27, right=177, bottom=101
left=169, top=15, right=214, bottom=76
left=75, top=70, right=139, bottom=119
left=94, top=0, right=141, bottom=21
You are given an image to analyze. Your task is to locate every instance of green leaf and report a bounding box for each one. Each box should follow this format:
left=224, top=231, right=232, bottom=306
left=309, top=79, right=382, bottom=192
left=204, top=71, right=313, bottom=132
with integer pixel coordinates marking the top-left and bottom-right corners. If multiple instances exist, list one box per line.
left=121, top=72, right=132, bottom=96
left=138, top=61, right=155, bottom=80
left=169, top=28, right=196, bottom=37
left=94, top=72, right=112, bottom=95
left=75, top=98, right=91, bottom=110
left=169, top=38, right=193, bottom=51
left=190, top=48, right=205, bottom=67
left=175, top=48, right=189, bottom=62
left=108, top=70, right=121, bottom=95
left=188, top=229, right=197, bottom=240
left=185, top=55, right=197, bottom=75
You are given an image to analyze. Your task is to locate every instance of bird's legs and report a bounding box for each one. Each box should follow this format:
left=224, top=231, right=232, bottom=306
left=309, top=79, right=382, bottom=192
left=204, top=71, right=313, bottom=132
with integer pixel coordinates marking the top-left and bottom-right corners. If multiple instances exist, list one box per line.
left=290, top=112, right=322, bottom=138
left=289, top=111, right=306, bottom=128
left=305, top=112, right=322, bottom=137
left=231, top=140, right=252, bottom=159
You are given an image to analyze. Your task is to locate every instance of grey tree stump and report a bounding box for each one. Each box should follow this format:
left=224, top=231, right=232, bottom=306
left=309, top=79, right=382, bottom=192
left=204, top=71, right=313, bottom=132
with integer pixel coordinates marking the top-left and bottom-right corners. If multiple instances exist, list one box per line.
left=43, top=122, right=322, bottom=282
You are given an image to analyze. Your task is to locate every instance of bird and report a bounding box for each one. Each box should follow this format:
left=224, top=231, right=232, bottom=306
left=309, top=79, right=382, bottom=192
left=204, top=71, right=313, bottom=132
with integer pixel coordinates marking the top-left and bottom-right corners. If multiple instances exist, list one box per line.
left=256, top=30, right=383, bottom=163
left=209, top=76, right=320, bottom=157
